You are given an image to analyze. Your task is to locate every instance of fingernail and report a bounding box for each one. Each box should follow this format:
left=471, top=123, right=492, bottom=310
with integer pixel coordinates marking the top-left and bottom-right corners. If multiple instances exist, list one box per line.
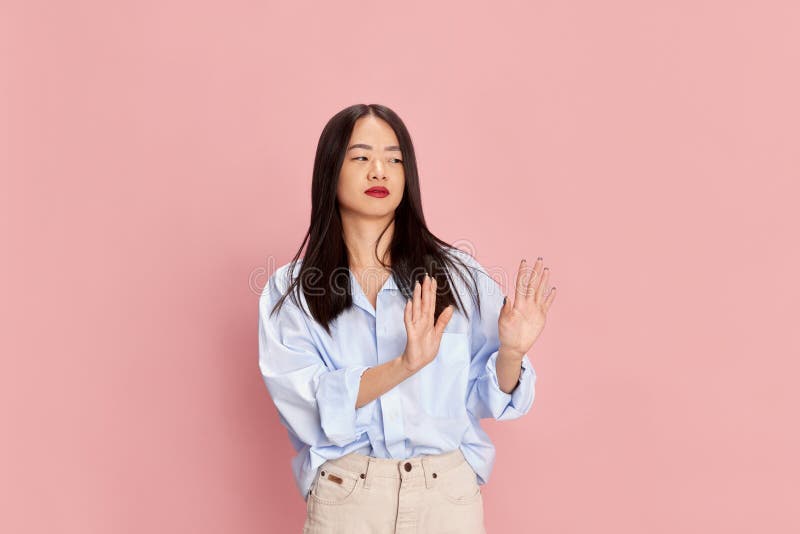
left=537, top=256, right=543, bottom=261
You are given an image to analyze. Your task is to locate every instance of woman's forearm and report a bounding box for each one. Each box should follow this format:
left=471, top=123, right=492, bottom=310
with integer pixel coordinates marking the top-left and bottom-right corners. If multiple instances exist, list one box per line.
left=355, top=354, right=416, bottom=409
left=496, top=347, right=524, bottom=394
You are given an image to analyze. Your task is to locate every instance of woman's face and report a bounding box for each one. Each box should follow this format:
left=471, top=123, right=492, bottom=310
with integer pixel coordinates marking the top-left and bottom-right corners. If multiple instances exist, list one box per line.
left=337, top=115, right=405, bottom=219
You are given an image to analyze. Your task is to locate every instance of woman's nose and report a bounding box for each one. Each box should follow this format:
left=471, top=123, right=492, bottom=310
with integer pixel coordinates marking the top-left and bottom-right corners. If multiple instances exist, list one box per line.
left=370, top=160, right=386, bottom=178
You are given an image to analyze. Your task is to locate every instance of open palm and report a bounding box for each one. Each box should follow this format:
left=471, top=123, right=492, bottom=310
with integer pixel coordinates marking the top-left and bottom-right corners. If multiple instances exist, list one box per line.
left=402, top=274, right=454, bottom=373
left=498, top=257, right=556, bottom=358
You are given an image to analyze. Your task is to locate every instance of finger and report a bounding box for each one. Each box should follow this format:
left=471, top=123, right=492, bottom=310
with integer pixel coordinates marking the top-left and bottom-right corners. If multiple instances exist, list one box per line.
left=427, top=276, right=437, bottom=326
left=543, top=286, right=556, bottom=313
left=526, top=257, right=543, bottom=301
left=404, top=297, right=413, bottom=329
left=421, top=274, right=430, bottom=317
left=412, top=278, right=421, bottom=322
left=535, top=266, right=550, bottom=303
left=420, top=273, right=430, bottom=322
left=514, top=259, right=528, bottom=306
left=434, top=304, right=454, bottom=337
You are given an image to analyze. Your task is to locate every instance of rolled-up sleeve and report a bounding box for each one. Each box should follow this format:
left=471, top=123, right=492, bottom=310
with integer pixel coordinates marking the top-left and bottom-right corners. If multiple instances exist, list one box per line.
left=258, top=267, right=376, bottom=447
left=461, top=254, right=536, bottom=421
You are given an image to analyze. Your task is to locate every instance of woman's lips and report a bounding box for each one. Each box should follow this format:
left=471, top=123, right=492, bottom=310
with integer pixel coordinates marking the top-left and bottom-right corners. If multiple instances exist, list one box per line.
left=365, top=188, right=389, bottom=198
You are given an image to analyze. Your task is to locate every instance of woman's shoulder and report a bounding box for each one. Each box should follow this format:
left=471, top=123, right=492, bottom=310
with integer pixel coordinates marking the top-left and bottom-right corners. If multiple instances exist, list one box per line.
left=444, top=247, right=494, bottom=288
left=260, top=258, right=307, bottom=312
left=448, top=246, right=510, bottom=308
left=266, top=258, right=304, bottom=291
left=445, top=246, right=482, bottom=271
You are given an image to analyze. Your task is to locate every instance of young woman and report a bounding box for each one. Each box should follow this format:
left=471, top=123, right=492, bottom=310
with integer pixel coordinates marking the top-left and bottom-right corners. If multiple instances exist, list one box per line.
left=258, top=104, right=556, bottom=533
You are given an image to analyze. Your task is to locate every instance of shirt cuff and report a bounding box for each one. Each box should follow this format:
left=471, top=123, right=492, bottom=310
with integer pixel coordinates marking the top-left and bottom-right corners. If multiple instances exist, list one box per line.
left=481, top=351, right=536, bottom=420
left=315, top=365, right=376, bottom=446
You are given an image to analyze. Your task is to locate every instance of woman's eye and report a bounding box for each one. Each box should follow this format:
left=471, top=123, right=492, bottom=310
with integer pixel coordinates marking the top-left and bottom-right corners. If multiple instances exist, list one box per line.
left=352, top=156, right=402, bottom=163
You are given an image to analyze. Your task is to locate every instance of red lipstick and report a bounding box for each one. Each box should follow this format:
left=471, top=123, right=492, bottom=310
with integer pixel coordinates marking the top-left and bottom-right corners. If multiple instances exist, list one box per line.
left=365, top=186, right=389, bottom=198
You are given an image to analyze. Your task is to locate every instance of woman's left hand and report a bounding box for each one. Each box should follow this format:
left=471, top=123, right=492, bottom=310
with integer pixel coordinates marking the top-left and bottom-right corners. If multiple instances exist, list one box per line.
left=497, top=257, right=557, bottom=359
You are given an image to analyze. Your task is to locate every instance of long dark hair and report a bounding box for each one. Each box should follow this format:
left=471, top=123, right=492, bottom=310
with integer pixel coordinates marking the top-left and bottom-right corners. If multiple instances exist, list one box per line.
left=269, top=103, right=482, bottom=336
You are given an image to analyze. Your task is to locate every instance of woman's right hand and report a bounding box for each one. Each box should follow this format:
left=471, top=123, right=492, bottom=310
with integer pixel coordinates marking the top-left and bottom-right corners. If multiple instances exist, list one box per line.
left=400, top=273, right=454, bottom=373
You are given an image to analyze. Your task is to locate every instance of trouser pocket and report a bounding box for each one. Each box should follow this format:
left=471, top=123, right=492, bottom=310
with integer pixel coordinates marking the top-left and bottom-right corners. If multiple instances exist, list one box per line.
left=308, top=463, right=365, bottom=505
left=433, top=460, right=482, bottom=505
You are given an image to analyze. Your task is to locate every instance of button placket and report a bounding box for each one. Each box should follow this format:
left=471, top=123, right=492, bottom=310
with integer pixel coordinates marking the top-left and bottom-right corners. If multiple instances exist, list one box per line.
left=381, top=391, right=405, bottom=457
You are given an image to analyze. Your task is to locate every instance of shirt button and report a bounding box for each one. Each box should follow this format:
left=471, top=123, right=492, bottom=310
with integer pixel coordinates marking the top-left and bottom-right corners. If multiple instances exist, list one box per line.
left=404, top=462, right=412, bottom=472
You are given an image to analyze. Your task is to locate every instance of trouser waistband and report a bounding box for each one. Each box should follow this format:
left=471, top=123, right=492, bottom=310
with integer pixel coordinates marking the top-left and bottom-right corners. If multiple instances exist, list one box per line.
left=320, top=448, right=467, bottom=490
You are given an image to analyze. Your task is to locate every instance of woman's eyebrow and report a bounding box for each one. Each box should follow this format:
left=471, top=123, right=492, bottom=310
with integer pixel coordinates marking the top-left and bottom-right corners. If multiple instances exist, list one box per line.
left=347, top=143, right=402, bottom=152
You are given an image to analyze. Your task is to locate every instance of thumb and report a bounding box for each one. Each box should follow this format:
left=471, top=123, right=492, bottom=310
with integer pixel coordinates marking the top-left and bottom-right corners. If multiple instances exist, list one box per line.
left=434, top=304, right=455, bottom=336
left=499, top=295, right=511, bottom=320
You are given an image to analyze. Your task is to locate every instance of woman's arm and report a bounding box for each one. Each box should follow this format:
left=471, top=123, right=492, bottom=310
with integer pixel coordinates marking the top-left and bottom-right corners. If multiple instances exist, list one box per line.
left=356, top=273, right=454, bottom=408
left=495, top=347, right=526, bottom=394
left=259, top=268, right=378, bottom=448
left=460, top=253, right=537, bottom=421
left=355, top=356, right=415, bottom=409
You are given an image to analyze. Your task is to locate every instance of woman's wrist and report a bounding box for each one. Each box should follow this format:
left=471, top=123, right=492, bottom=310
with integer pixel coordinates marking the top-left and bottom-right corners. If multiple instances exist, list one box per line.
left=395, top=352, right=418, bottom=379
left=498, top=345, right=525, bottom=362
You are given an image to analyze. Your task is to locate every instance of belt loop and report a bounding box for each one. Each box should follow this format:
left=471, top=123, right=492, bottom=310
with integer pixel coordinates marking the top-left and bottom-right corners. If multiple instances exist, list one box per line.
left=363, top=457, right=374, bottom=489
left=421, top=455, right=435, bottom=490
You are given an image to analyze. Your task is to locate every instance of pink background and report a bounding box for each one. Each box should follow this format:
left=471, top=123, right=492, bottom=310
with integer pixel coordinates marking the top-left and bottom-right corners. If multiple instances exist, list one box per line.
left=3, top=0, right=799, bottom=532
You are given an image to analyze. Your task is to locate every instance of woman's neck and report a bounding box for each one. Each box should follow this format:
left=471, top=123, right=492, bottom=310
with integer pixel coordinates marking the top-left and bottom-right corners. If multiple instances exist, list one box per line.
left=340, top=212, right=395, bottom=270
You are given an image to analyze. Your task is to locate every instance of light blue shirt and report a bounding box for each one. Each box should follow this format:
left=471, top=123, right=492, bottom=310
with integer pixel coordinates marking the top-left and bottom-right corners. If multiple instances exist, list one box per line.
left=257, top=248, right=536, bottom=500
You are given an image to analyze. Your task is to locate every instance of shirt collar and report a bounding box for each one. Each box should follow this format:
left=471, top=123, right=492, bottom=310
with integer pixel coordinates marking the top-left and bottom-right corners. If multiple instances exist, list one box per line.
left=347, top=267, right=399, bottom=291
left=348, top=268, right=400, bottom=317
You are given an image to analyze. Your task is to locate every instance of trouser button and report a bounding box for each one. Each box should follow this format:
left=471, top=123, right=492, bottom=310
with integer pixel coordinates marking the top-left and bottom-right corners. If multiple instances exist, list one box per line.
left=404, top=462, right=412, bottom=472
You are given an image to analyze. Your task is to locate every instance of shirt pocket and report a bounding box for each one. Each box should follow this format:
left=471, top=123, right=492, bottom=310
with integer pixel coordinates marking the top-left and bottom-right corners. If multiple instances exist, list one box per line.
left=418, top=332, right=471, bottom=418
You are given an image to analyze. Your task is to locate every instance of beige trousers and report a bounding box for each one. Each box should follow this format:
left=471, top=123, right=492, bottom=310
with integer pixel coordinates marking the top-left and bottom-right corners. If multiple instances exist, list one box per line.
left=303, top=448, right=486, bottom=533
